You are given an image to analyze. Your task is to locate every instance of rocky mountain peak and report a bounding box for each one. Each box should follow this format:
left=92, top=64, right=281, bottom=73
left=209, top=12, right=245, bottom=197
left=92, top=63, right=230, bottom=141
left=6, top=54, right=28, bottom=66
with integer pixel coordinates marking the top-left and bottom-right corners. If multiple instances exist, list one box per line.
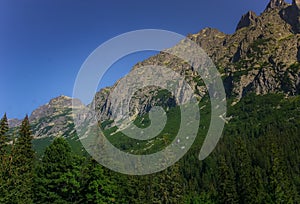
left=236, top=11, right=258, bottom=31
left=30, top=95, right=83, bottom=125
left=48, top=95, right=71, bottom=106
left=265, top=0, right=287, bottom=11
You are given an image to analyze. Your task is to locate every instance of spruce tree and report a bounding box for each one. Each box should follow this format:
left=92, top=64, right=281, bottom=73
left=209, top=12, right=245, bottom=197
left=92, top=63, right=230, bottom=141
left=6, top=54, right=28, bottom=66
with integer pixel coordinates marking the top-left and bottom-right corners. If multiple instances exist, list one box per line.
left=252, top=167, right=270, bottom=204
left=217, top=156, right=238, bottom=204
left=152, top=163, right=184, bottom=204
left=34, top=137, right=81, bottom=203
left=80, top=158, right=117, bottom=203
left=234, top=137, right=256, bottom=204
left=0, top=113, right=9, bottom=154
left=0, top=113, right=9, bottom=203
left=269, top=141, right=298, bottom=203
left=10, top=115, right=35, bottom=203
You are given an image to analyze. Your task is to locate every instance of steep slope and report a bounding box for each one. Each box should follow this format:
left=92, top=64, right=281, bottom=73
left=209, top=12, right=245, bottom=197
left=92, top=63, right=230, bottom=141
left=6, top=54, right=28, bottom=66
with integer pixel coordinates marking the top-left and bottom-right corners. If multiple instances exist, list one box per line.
left=9, top=96, right=84, bottom=139
left=94, top=0, right=300, bottom=120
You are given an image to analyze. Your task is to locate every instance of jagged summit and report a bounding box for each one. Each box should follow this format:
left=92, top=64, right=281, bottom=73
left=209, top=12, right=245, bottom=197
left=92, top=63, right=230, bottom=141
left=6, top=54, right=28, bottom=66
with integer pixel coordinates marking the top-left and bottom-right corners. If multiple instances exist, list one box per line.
left=236, top=11, right=258, bottom=31
left=265, top=0, right=287, bottom=11
left=236, top=0, right=300, bottom=34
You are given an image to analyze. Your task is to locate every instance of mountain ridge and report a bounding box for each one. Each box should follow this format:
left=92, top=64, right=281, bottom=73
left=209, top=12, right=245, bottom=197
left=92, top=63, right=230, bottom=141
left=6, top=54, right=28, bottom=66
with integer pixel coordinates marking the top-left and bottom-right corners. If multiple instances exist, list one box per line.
left=8, top=0, right=300, bottom=140
left=95, top=0, right=300, bottom=119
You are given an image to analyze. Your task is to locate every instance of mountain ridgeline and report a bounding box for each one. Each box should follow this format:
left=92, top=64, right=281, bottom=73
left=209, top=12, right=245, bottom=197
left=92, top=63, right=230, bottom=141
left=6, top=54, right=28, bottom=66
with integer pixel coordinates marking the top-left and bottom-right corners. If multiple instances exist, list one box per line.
left=94, top=0, right=300, bottom=120
left=9, top=0, right=300, bottom=139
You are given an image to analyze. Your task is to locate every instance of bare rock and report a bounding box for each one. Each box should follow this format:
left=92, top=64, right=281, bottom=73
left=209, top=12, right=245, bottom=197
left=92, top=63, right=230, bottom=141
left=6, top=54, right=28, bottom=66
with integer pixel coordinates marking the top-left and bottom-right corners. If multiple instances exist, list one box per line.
left=236, top=11, right=258, bottom=31
left=265, top=0, right=287, bottom=11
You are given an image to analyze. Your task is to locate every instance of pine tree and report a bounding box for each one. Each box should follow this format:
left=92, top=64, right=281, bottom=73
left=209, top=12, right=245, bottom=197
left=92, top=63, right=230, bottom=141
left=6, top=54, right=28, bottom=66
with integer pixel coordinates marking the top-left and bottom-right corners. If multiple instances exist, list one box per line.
left=217, top=156, right=238, bottom=204
left=34, top=137, right=81, bottom=203
left=234, top=137, right=256, bottom=204
left=0, top=113, right=9, bottom=155
left=268, top=141, right=298, bottom=203
left=152, top=163, right=184, bottom=204
left=9, top=115, right=35, bottom=203
left=252, top=167, right=270, bottom=204
left=80, top=158, right=117, bottom=203
left=0, top=113, right=10, bottom=203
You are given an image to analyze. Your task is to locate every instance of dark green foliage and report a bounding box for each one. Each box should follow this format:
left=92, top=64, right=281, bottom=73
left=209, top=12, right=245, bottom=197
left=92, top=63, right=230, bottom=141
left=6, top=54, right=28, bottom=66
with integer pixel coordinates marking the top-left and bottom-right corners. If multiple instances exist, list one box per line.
left=151, top=163, right=184, bottom=203
left=184, top=192, right=216, bottom=204
left=9, top=115, right=35, bottom=203
left=80, top=158, right=117, bottom=203
left=268, top=136, right=298, bottom=203
left=34, top=137, right=81, bottom=203
left=0, top=113, right=9, bottom=150
left=0, top=113, right=9, bottom=164
left=234, top=137, right=256, bottom=204
left=0, top=114, right=10, bottom=203
left=217, top=156, right=238, bottom=204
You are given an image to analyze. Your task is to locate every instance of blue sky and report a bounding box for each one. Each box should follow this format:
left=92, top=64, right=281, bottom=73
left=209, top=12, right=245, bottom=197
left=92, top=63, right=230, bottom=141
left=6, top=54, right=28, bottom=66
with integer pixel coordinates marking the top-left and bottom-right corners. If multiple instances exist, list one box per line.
left=0, top=0, right=291, bottom=119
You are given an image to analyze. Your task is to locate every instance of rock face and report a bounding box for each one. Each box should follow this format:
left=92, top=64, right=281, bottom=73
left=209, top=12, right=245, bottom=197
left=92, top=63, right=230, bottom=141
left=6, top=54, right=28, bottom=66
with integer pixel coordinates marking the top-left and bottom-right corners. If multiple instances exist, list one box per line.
left=281, top=0, right=300, bottom=33
left=265, top=0, right=287, bottom=11
left=28, top=95, right=84, bottom=138
left=8, top=118, right=22, bottom=128
left=236, top=11, right=258, bottom=31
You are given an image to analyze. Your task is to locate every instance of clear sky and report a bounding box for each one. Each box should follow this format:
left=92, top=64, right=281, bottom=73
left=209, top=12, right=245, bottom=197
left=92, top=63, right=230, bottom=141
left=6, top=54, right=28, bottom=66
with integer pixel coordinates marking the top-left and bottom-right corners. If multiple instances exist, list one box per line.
left=0, top=0, right=292, bottom=119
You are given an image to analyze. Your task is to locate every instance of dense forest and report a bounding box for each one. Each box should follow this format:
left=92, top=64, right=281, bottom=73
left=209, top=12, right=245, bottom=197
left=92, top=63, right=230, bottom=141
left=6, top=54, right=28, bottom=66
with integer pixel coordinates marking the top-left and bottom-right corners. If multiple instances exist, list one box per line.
left=0, top=93, right=300, bottom=203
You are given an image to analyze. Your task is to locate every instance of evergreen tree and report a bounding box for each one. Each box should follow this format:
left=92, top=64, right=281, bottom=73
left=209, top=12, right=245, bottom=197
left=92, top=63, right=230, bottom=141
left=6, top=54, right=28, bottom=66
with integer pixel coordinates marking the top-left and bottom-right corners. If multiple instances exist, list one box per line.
left=9, top=115, right=35, bottom=203
left=217, top=156, right=238, bottom=204
left=268, top=141, right=298, bottom=203
left=234, top=137, right=256, bottom=204
left=34, top=137, right=81, bottom=203
left=0, top=113, right=9, bottom=155
left=0, top=113, right=10, bottom=203
left=152, top=163, right=184, bottom=204
left=251, top=167, right=270, bottom=204
left=80, top=158, right=117, bottom=203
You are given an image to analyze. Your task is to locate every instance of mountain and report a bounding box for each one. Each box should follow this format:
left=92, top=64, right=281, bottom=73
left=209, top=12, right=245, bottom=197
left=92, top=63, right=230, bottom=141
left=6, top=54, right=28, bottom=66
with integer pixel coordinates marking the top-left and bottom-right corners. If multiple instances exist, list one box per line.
left=3, top=1, right=300, bottom=203
left=9, top=0, right=300, bottom=140
left=95, top=0, right=300, bottom=119
left=9, top=95, right=84, bottom=139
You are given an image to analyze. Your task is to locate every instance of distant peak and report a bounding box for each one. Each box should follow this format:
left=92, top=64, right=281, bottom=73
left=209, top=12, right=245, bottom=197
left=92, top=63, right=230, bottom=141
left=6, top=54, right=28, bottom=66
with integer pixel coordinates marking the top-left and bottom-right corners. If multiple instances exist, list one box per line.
left=265, top=0, right=287, bottom=11
left=51, top=95, right=71, bottom=101
left=197, top=27, right=226, bottom=36
left=58, top=95, right=71, bottom=99
left=236, top=11, right=258, bottom=31
left=48, top=95, right=72, bottom=106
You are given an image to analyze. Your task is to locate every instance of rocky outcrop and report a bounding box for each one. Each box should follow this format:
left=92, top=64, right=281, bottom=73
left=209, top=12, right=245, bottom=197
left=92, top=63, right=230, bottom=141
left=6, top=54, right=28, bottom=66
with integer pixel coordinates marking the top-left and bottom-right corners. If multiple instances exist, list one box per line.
left=236, top=11, right=258, bottom=31
left=265, top=0, right=287, bottom=11
left=280, top=0, right=300, bottom=33
left=28, top=95, right=84, bottom=138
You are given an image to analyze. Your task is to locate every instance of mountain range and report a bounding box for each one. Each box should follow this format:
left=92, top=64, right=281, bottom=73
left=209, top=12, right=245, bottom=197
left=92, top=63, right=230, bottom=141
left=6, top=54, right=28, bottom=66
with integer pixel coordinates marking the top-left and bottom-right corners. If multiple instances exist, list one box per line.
left=8, top=0, right=300, bottom=144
